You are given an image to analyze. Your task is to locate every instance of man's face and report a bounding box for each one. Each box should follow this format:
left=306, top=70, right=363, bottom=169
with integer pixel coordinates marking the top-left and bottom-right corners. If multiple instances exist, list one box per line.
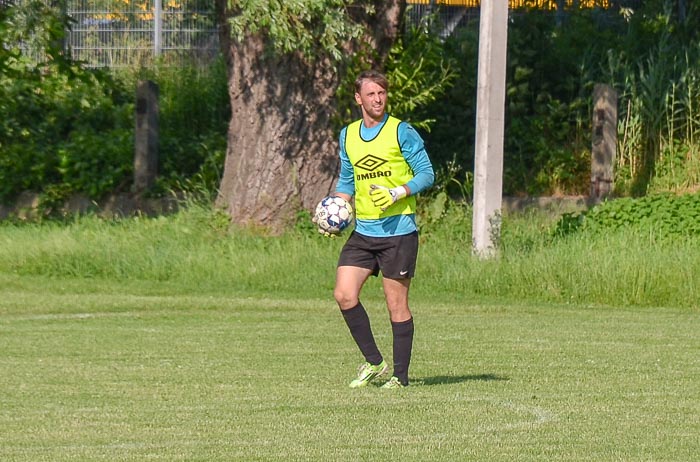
left=354, top=81, right=387, bottom=122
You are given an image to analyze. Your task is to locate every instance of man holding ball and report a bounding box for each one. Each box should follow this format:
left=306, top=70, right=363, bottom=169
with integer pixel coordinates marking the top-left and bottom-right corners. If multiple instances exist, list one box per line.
left=318, top=70, right=434, bottom=389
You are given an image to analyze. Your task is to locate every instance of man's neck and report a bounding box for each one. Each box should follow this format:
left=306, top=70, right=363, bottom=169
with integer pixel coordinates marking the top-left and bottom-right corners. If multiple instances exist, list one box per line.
left=362, top=113, right=387, bottom=128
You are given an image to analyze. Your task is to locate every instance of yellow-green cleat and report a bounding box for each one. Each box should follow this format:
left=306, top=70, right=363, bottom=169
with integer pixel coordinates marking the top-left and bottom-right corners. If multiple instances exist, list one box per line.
left=380, top=376, right=405, bottom=389
left=349, top=360, right=388, bottom=388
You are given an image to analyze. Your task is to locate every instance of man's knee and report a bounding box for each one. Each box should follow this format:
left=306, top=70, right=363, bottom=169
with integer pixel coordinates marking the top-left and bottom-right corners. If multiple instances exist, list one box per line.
left=334, top=286, right=358, bottom=309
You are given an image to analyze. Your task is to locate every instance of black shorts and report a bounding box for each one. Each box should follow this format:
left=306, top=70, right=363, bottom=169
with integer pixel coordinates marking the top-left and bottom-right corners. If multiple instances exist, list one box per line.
left=337, top=231, right=419, bottom=279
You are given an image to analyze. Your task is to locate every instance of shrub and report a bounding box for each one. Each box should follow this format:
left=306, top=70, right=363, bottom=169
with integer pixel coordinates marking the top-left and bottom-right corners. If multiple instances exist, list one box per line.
left=553, top=192, right=700, bottom=238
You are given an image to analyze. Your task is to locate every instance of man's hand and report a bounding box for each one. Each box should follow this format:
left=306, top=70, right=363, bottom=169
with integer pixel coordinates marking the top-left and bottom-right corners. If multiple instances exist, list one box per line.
left=312, top=207, right=335, bottom=237
left=317, top=227, right=336, bottom=238
left=369, top=184, right=407, bottom=211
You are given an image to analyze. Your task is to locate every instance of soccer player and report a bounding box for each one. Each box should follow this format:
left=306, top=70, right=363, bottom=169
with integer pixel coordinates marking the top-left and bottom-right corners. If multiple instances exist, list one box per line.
left=325, top=70, right=434, bottom=388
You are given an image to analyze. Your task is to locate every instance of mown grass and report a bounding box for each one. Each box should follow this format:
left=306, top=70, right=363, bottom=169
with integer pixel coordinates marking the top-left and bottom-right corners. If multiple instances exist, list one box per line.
left=1, top=280, right=698, bottom=461
left=0, top=203, right=698, bottom=460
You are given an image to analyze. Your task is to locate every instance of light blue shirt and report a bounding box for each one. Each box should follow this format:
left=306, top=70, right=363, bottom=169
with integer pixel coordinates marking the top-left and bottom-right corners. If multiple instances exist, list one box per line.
left=336, top=114, right=434, bottom=237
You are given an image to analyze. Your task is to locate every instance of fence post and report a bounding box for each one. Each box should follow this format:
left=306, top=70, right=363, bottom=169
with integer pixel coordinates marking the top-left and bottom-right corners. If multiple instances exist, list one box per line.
left=154, top=0, right=162, bottom=56
left=590, top=83, right=617, bottom=203
left=134, top=80, right=159, bottom=194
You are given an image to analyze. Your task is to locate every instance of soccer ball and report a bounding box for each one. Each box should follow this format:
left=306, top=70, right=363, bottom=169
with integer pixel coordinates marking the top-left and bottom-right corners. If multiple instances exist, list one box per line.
left=314, top=196, right=354, bottom=235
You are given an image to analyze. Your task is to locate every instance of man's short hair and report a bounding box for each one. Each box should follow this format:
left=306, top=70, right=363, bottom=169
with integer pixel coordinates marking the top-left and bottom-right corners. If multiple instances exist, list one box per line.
left=355, top=70, right=389, bottom=93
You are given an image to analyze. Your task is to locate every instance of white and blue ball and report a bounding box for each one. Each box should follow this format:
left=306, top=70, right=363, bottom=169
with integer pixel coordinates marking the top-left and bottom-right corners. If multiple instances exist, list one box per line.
left=315, top=196, right=354, bottom=235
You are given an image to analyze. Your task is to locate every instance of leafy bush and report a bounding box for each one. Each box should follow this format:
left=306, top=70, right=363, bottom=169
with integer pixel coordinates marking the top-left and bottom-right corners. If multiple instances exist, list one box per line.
left=421, top=2, right=700, bottom=197
left=0, top=1, right=230, bottom=207
left=422, top=7, right=627, bottom=196
left=0, top=67, right=133, bottom=203
left=0, top=1, right=134, bottom=204
left=385, top=20, right=457, bottom=132
left=553, top=192, right=700, bottom=238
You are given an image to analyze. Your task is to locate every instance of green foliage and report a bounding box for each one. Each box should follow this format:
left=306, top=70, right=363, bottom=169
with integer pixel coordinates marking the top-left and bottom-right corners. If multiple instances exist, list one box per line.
left=650, top=143, right=700, bottom=192
left=0, top=0, right=229, bottom=204
left=413, top=24, right=478, bottom=181
left=597, top=0, right=700, bottom=195
left=419, top=8, right=610, bottom=195
left=0, top=65, right=133, bottom=202
left=416, top=156, right=474, bottom=238
left=495, top=9, right=619, bottom=195
left=421, top=1, right=700, bottom=197
left=226, top=0, right=364, bottom=61
left=57, top=122, right=134, bottom=198
left=335, top=18, right=457, bottom=134
left=0, top=1, right=133, bottom=204
left=3, top=1, right=700, bottom=210
left=0, top=0, right=73, bottom=73
left=553, top=192, right=700, bottom=238
left=385, top=22, right=457, bottom=132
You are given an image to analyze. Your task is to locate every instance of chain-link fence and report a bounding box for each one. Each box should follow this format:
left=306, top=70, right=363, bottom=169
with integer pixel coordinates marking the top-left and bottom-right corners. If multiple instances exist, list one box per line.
left=65, top=0, right=218, bottom=67
left=14, top=0, right=644, bottom=68
left=4, top=0, right=212, bottom=68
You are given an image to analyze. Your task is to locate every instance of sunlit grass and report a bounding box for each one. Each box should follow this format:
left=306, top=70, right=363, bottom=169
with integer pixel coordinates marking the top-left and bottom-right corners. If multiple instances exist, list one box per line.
left=0, top=281, right=698, bottom=461
left=1, top=204, right=698, bottom=460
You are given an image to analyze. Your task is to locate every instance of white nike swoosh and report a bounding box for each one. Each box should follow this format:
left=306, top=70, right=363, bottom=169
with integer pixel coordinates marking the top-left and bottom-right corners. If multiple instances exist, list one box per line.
left=399, top=270, right=408, bottom=276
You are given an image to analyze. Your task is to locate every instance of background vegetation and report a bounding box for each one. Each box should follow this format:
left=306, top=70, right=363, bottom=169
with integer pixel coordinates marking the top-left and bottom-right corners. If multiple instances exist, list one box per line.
left=418, top=0, right=700, bottom=198
left=1, top=190, right=698, bottom=308
left=1, top=0, right=699, bottom=211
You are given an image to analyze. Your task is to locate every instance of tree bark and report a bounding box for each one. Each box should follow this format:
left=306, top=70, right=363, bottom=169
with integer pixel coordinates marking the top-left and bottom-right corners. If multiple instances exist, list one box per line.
left=216, top=0, right=405, bottom=229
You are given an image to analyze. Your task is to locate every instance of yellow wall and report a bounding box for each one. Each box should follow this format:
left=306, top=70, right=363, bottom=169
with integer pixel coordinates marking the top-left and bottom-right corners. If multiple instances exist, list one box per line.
left=407, top=0, right=610, bottom=9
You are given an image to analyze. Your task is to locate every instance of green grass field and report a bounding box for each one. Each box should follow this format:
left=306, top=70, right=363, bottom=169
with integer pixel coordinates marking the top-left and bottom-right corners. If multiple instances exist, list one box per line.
left=1, top=206, right=699, bottom=460
left=1, top=274, right=698, bottom=461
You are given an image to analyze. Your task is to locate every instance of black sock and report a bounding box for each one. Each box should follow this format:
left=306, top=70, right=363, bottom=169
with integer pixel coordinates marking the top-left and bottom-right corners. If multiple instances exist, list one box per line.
left=341, top=302, right=383, bottom=365
left=391, top=317, right=414, bottom=386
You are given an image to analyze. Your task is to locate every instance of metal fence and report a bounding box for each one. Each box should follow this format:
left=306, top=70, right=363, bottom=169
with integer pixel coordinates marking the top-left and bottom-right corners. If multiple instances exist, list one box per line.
left=15, top=0, right=644, bottom=68
left=65, top=0, right=219, bottom=67
left=406, top=0, right=643, bottom=38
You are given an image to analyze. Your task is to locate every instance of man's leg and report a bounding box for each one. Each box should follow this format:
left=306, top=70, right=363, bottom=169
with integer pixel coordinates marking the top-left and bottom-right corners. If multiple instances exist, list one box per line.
left=383, top=277, right=414, bottom=387
left=335, top=265, right=384, bottom=366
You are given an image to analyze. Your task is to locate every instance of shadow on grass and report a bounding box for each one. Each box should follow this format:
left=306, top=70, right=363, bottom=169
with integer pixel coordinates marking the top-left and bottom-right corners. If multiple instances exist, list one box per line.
left=418, top=373, right=509, bottom=386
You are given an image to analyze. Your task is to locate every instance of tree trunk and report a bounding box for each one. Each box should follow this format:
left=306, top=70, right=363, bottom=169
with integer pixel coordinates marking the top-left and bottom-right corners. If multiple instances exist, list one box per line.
left=215, top=0, right=405, bottom=230
left=216, top=32, right=339, bottom=228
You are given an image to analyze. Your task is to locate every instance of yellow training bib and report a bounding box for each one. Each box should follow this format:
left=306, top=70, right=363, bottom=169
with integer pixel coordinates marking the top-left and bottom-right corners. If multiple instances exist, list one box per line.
left=345, top=116, right=416, bottom=220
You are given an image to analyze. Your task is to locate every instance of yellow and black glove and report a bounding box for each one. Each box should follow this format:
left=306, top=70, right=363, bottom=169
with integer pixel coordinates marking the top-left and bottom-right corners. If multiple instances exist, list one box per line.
left=312, top=209, right=336, bottom=238
left=369, top=184, right=407, bottom=211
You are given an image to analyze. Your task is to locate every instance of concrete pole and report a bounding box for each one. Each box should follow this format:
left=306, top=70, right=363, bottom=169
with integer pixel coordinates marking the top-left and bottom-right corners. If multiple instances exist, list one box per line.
left=154, top=0, right=162, bottom=56
left=472, top=0, right=509, bottom=258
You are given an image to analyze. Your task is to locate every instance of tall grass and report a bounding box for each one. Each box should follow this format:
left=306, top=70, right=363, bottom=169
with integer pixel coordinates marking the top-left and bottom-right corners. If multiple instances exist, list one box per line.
left=612, top=20, right=700, bottom=196
left=1, top=202, right=697, bottom=308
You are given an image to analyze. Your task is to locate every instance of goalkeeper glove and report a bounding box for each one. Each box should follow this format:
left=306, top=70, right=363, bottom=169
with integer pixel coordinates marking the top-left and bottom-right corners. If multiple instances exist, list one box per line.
left=369, top=184, right=407, bottom=211
left=312, top=209, right=336, bottom=238
left=317, top=227, right=336, bottom=238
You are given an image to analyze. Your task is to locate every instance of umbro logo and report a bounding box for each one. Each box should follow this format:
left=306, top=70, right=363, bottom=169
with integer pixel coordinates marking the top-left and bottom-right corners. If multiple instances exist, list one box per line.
left=354, top=154, right=387, bottom=172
